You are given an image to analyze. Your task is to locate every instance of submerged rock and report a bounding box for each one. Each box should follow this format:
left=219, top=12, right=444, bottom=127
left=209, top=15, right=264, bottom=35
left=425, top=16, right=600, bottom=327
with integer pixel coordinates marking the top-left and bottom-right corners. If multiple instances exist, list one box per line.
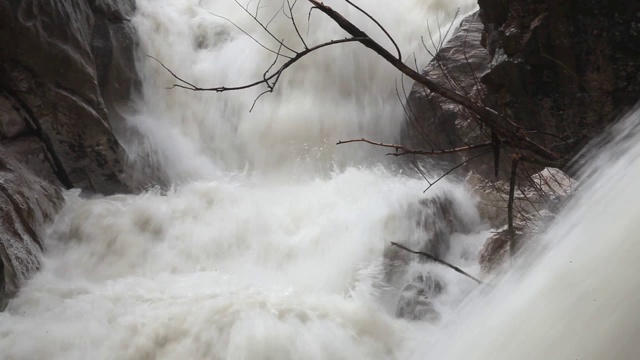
left=0, top=146, right=63, bottom=309
left=396, top=273, right=444, bottom=323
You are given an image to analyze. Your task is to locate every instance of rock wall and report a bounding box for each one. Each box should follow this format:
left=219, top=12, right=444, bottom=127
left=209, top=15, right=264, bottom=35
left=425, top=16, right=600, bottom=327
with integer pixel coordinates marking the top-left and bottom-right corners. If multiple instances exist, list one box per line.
left=0, top=145, right=63, bottom=309
left=479, top=0, right=640, bottom=159
left=0, top=0, right=139, bottom=194
left=0, top=0, right=140, bottom=307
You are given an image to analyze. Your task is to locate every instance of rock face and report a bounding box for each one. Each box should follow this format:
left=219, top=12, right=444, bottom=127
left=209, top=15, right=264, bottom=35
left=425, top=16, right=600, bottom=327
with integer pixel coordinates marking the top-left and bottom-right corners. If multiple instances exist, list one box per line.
left=0, top=145, right=63, bottom=309
left=403, top=11, right=489, bottom=153
left=0, top=0, right=139, bottom=194
left=478, top=0, right=640, bottom=159
left=468, top=167, right=578, bottom=275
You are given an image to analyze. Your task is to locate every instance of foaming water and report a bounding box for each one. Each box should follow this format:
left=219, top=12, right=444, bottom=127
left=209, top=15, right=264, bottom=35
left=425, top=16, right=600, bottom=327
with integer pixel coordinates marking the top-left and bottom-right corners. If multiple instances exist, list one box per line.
left=408, top=106, right=640, bottom=360
left=128, top=0, right=476, bottom=181
left=0, top=169, right=481, bottom=359
left=0, top=0, right=495, bottom=359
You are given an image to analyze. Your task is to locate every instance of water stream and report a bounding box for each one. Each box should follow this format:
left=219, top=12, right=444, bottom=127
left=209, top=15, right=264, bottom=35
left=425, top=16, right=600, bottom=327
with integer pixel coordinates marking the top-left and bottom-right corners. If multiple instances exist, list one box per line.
left=1, top=0, right=638, bottom=359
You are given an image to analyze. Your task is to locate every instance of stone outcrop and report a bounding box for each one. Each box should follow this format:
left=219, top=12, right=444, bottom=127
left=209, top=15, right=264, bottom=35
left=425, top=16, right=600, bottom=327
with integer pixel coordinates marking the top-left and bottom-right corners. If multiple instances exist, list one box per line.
left=0, top=145, right=63, bottom=309
left=478, top=0, right=640, bottom=160
left=0, top=0, right=140, bottom=194
left=403, top=11, right=489, bottom=153
left=467, top=167, right=578, bottom=275
left=0, top=0, right=140, bottom=308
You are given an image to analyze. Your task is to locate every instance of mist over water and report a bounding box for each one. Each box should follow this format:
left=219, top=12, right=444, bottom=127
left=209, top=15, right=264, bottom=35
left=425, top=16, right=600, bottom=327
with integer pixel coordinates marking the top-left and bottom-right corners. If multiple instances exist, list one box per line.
left=0, top=0, right=483, bottom=359
left=2, top=0, right=638, bottom=359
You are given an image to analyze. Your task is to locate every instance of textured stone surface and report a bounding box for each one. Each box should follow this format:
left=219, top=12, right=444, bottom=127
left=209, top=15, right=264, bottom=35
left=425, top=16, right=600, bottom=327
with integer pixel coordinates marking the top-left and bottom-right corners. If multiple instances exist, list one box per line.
left=403, top=12, right=489, bottom=153
left=0, top=94, right=27, bottom=139
left=0, top=145, right=63, bottom=309
left=478, top=0, right=640, bottom=159
left=0, top=0, right=139, bottom=194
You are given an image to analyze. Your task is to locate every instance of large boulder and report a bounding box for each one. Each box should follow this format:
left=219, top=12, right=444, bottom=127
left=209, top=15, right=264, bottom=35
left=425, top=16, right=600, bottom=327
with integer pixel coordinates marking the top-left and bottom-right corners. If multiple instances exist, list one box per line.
left=0, top=145, right=63, bottom=309
left=478, top=0, right=640, bottom=159
left=0, top=0, right=139, bottom=194
left=403, top=11, right=489, bottom=153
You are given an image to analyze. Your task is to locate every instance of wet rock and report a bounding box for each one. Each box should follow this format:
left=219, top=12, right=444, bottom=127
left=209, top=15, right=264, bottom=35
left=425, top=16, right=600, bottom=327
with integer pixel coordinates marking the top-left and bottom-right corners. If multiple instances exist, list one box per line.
left=384, top=192, right=478, bottom=277
left=465, top=168, right=577, bottom=228
left=403, top=11, right=489, bottom=154
left=0, top=145, right=63, bottom=309
left=479, top=0, right=640, bottom=160
left=0, top=95, right=27, bottom=139
left=0, top=0, right=140, bottom=194
left=396, top=273, right=444, bottom=323
left=2, top=136, right=62, bottom=186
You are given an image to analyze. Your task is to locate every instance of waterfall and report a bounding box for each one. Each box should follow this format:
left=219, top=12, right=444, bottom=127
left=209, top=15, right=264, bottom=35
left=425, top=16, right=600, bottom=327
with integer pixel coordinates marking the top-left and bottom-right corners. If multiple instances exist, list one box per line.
left=407, top=106, right=640, bottom=360
left=0, top=1, right=483, bottom=359
left=3, top=0, right=637, bottom=359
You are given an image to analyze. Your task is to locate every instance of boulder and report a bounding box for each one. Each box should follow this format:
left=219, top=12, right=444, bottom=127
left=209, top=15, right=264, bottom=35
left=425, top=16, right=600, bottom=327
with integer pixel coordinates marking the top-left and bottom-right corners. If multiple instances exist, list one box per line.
left=403, top=11, right=489, bottom=153
left=0, top=0, right=140, bottom=194
left=0, top=145, right=63, bottom=309
left=478, top=0, right=640, bottom=160
left=396, top=273, right=444, bottom=323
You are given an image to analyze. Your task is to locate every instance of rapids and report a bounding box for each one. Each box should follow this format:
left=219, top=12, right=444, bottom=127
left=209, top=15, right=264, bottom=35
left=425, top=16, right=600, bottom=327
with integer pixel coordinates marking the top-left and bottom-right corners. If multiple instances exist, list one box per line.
left=2, top=0, right=638, bottom=359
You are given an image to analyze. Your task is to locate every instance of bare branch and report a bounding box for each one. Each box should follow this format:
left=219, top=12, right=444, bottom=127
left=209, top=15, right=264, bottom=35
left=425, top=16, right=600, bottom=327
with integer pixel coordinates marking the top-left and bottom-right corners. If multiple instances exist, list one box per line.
left=343, top=0, right=402, bottom=60
left=391, top=242, right=483, bottom=285
left=307, top=0, right=559, bottom=162
left=206, top=11, right=292, bottom=59
left=336, top=138, right=494, bottom=157
left=507, top=156, right=520, bottom=256
left=423, top=150, right=493, bottom=193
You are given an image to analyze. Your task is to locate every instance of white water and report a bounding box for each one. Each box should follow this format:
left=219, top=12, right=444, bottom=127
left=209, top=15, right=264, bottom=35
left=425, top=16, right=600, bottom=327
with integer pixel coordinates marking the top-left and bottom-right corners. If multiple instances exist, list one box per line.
left=0, top=0, right=483, bottom=359
left=3, top=0, right=639, bottom=359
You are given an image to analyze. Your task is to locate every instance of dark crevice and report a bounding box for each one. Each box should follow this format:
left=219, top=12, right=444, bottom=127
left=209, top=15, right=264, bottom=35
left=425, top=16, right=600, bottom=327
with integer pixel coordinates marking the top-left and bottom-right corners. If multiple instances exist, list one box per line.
left=0, top=87, right=74, bottom=189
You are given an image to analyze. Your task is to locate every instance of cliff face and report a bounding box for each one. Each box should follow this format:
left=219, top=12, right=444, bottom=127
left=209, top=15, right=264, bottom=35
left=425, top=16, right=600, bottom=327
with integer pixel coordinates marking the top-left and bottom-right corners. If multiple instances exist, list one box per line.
left=479, top=0, right=640, bottom=158
left=0, top=0, right=140, bottom=307
left=0, top=0, right=139, bottom=194
left=406, top=2, right=640, bottom=171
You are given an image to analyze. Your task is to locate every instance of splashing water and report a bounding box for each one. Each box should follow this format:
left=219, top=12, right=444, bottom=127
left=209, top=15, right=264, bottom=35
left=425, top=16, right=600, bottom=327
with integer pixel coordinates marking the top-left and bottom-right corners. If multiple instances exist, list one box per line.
left=0, top=0, right=485, bottom=359
left=405, top=106, right=640, bottom=360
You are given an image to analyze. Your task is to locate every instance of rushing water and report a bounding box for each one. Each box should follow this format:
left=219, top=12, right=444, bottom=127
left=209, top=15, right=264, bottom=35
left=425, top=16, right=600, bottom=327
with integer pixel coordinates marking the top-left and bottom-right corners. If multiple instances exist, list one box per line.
left=0, top=0, right=482, bottom=359
left=2, top=0, right=639, bottom=359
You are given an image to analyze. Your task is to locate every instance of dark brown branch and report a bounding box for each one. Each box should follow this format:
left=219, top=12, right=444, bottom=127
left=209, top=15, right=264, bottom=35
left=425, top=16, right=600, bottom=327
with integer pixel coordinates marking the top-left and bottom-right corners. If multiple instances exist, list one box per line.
left=206, top=11, right=292, bottom=59
left=391, top=242, right=483, bottom=285
left=162, top=38, right=365, bottom=92
left=336, top=138, right=494, bottom=156
left=423, top=150, right=493, bottom=193
left=343, top=0, right=402, bottom=60
left=234, top=0, right=298, bottom=55
left=507, top=156, right=520, bottom=256
left=308, top=0, right=559, bottom=162
left=286, top=0, right=308, bottom=49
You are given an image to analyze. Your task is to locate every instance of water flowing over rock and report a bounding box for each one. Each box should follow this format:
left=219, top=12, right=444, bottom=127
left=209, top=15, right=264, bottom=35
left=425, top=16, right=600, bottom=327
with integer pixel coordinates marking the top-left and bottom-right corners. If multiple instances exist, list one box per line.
left=0, top=0, right=139, bottom=194
left=0, top=145, right=63, bottom=309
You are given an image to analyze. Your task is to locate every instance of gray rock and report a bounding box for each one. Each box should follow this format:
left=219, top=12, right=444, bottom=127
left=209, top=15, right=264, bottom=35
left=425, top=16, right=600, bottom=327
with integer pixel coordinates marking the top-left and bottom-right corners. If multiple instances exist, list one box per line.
left=0, top=145, right=63, bottom=309
left=0, top=0, right=140, bottom=194
left=396, top=274, right=444, bottom=323
left=403, top=12, right=489, bottom=153
left=0, top=95, right=27, bottom=139
left=2, top=136, right=62, bottom=186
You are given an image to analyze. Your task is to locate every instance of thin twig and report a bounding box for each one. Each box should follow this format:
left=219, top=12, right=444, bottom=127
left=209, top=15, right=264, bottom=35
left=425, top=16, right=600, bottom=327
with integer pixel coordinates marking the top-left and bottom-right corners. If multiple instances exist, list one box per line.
left=336, top=138, right=493, bottom=156
left=391, top=242, right=483, bottom=284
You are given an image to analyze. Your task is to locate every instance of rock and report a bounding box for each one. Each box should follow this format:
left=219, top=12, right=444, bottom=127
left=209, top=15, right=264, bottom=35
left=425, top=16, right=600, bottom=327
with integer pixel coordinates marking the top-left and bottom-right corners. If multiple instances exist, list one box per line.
left=403, top=11, right=490, bottom=153
left=2, top=136, right=62, bottom=186
left=0, top=0, right=140, bottom=194
left=0, top=94, right=27, bottom=139
left=0, top=145, right=64, bottom=309
left=396, top=273, right=444, bottom=323
left=384, top=191, right=479, bottom=277
left=478, top=0, right=640, bottom=160
left=465, top=168, right=577, bottom=228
